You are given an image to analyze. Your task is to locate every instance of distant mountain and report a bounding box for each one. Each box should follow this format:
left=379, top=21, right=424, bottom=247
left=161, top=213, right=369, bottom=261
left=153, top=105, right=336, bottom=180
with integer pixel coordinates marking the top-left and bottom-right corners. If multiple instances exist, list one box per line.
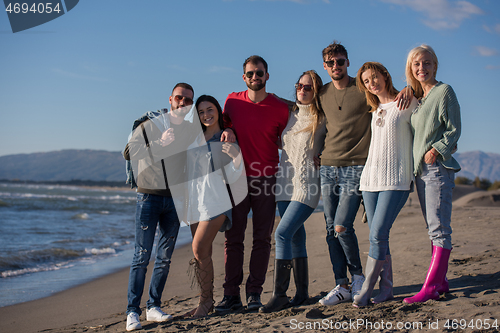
left=0, top=149, right=499, bottom=183
left=0, top=149, right=125, bottom=182
left=455, top=151, right=500, bottom=182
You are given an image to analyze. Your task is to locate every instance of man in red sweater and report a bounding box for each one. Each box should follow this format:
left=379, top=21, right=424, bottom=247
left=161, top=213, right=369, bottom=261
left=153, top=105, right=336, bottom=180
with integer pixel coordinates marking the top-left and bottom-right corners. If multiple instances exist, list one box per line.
left=215, top=55, right=289, bottom=312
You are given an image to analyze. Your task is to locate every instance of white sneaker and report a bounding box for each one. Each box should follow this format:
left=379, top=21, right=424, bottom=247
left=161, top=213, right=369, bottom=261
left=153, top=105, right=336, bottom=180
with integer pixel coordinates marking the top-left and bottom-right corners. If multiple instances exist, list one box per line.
left=351, top=274, right=365, bottom=299
left=146, top=306, right=173, bottom=322
left=318, top=285, right=351, bottom=305
left=126, top=312, right=142, bottom=331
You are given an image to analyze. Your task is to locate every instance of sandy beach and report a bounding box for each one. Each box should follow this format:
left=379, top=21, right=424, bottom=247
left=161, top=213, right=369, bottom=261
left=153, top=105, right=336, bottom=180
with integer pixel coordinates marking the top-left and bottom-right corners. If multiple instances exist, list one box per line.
left=1, top=185, right=499, bottom=332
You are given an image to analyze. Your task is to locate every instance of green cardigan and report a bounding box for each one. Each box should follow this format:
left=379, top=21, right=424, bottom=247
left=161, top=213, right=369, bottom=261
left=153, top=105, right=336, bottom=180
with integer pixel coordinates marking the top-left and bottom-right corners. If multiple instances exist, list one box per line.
left=411, top=82, right=461, bottom=175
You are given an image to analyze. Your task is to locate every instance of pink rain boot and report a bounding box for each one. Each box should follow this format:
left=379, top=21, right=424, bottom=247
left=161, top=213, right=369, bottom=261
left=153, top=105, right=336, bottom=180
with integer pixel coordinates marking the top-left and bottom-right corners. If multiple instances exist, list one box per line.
left=403, top=246, right=451, bottom=304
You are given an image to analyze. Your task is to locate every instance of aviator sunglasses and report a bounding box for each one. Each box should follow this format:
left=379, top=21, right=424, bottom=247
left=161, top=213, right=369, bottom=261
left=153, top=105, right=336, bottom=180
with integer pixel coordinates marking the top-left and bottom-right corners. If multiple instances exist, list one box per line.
left=245, top=70, right=265, bottom=78
left=295, top=83, right=313, bottom=92
left=173, top=95, right=193, bottom=105
left=325, top=58, right=347, bottom=67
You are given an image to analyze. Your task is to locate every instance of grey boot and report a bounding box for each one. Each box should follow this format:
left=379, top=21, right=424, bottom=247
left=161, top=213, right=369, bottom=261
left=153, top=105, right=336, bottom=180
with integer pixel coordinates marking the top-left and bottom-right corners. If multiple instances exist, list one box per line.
left=290, top=257, right=308, bottom=306
left=371, top=255, right=394, bottom=304
left=259, top=260, right=292, bottom=313
left=353, top=257, right=385, bottom=307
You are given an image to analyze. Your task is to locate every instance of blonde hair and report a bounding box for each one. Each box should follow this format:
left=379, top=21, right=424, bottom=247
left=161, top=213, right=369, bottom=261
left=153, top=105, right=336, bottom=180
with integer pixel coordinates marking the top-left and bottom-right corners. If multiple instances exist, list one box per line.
left=356, top=62, right=399, bottom=112
left=405, top=44, right=439, bottom=99
left=293, top=70, right=325, bottom=140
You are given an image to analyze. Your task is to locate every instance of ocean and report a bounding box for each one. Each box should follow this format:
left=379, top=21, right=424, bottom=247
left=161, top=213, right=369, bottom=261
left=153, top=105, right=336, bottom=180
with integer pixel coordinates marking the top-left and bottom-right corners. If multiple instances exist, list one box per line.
left=0, top=183, right=193, bottom=308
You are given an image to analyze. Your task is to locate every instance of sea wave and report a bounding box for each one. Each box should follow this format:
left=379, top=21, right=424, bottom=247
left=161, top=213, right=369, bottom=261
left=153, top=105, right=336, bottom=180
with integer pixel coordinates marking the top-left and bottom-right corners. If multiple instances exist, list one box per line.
left=0, top=192, right=135, bottom=202
left=1, top=262, right=75, bottom=278
left=85, top=247, right=117, bottom=255
left=0, top=248, right=81, bottom=272
left=72, top=213, right=90, bottom=220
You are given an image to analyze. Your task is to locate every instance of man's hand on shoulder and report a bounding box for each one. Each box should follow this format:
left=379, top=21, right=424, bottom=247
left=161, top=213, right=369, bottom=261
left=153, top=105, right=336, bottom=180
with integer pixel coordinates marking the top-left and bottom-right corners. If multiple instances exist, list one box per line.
left=221, top=128, right=236, bottom=142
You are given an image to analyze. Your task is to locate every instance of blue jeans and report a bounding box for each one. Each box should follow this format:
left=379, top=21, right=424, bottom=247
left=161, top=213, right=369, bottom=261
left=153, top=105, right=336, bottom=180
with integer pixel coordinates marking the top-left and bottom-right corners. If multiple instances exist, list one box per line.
left=415, top=161, right=455, bottom=250
left=320, top=165, right=364, bottom=286
left=362, top=190, right=409, bottom=260
left=127, top=193, right=180, bottom=315
left=275, top=201, right=315, bottom=260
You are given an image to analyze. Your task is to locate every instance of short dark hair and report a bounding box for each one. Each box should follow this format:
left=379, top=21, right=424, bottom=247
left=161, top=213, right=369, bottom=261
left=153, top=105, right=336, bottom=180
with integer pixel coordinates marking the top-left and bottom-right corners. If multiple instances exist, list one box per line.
left=171, top=82, right=194, bottom=96
left=322, top=41, right=348, bottom=61
left=195, top=95, right=225, bottom=132
left=243, top=55, right=268, bottom=73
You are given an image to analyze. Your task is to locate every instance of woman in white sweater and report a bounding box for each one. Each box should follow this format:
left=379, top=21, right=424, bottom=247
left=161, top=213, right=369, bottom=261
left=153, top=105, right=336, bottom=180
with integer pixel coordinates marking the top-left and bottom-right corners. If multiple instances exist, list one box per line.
left=353, top=62, right=418, bottom=307
left=259, top=70, right=326, bottom=313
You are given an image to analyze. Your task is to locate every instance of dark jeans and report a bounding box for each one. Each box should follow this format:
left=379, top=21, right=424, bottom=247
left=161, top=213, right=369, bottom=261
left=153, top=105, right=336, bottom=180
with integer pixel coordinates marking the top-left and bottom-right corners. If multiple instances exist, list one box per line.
left=223, top=176, right=277, bottom=296
left=127, top=193, right=180, bottom=315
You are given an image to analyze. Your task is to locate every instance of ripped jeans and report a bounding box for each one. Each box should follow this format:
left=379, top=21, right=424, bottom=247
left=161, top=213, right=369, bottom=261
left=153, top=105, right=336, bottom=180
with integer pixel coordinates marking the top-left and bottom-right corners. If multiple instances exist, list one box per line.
left=320, top=165, right=364, bottom=286
left=127, top=193, right=180, bottom=315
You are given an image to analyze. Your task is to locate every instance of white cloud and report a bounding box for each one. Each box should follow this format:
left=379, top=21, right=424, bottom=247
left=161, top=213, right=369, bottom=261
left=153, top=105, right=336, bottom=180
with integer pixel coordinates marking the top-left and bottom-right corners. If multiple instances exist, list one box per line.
left=483, top=23, right=500, bottom=35
left=381, top=0, right=483, bottom=30
left=475, top=46, right=498, bottom=57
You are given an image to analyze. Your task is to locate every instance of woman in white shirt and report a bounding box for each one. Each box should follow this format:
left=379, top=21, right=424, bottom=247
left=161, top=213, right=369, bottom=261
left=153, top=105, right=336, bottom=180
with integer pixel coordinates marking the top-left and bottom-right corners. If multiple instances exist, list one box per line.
left=353, top=62, right=418, bottom=307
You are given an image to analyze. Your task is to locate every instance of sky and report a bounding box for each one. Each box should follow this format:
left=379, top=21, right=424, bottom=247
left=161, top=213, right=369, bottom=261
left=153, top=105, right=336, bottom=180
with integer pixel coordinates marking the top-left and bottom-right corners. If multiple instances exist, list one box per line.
left=1, top=0, right=499, bottom=158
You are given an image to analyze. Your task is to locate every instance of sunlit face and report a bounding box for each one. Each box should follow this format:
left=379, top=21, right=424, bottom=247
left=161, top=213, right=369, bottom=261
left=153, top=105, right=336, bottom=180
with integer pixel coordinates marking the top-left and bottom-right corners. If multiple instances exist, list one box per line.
left=197, top=101, right=219, bottom=129
left=296, top=74, right=314, bottom=105
left=412, top=52, right=437, bottom=84
left=361, top=69, right=387, bottom=97
left=169, top=87, right=194, bottom=117
left=323, top=54, right=349, bottom=81
left=243, top=62, right=268, bottom=92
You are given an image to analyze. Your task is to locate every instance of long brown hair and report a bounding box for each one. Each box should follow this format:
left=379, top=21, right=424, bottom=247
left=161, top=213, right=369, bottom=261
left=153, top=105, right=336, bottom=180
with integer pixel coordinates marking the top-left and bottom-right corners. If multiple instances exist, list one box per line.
left=356, top=62, right=399, bottom=111
left=293, top=70, right=325, bottom=141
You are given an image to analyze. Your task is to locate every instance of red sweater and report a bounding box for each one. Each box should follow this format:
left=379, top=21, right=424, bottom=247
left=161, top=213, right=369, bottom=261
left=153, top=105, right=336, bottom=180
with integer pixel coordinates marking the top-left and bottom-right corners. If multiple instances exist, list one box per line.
left=223, top=91, right=289, bottom=177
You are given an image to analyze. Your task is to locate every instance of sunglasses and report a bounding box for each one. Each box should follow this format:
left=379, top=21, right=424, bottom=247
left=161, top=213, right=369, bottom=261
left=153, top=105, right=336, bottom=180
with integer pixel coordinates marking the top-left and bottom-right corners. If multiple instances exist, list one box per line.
left=245, top=70, right=265, bottom=78
left=295, top=83, right=313, bottom=92
left=325, top=58, right=347, bottom=67
left=173, top=95, right=193, bottom=105
left=376, top=108, right=386, bottom=127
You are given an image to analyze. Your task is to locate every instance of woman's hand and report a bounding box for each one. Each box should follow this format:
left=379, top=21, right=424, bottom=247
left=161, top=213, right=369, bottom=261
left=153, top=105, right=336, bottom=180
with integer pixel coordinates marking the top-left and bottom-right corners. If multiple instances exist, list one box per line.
left=160, top=128, right=175, bottom=146
left=222, top=142, right=242, bottom=168
left=313, top=153, right=321, bottom=169
left=222, top=142, right=239, bottom=159
left=424, top=147, right=439, bottom=164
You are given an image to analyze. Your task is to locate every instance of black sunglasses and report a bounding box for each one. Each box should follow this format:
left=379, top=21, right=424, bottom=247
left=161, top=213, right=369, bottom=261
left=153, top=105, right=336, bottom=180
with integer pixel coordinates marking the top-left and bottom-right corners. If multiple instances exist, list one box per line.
left=295, top=83, right=313, bottom=92
left=245, top=70, right=265, bottom=78
left=325, top=58, right=347, bottom=67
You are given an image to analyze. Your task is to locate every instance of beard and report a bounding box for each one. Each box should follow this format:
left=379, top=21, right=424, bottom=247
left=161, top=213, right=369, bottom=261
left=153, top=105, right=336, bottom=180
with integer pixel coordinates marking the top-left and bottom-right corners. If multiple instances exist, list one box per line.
left=171, top=104, right=192, bottom=118
left=331, top=71, right=345, bottom=81
left=246, top=80, right=266, bottom=92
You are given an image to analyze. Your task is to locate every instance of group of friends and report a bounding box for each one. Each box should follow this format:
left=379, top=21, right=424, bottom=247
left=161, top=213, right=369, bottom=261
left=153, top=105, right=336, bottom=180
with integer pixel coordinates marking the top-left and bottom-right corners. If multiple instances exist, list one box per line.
left=122, top=41, right=461, bottom=331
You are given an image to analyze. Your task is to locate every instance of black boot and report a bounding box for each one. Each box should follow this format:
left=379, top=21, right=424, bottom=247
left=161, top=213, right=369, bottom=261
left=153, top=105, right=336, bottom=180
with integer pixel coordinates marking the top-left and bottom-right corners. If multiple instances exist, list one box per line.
left=290, top=257, right=308, bottom=306
left=259, top=260, right=292, bottom=313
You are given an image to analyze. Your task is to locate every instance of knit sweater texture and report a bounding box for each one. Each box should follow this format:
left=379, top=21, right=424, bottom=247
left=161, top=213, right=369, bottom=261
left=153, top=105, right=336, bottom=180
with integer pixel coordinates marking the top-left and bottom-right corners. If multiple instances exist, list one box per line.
left=276, top=103, right=326, bottom=208
left=360, top=99, right=418, bottom=192
left=411, top=82, right=461, bottom=175
left=319, top=78, right=371, bottom=166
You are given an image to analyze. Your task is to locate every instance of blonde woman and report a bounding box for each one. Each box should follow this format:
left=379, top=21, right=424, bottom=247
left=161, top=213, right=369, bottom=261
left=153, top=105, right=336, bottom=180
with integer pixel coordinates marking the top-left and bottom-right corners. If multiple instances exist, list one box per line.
left=403, top=45, right=461, bottom=304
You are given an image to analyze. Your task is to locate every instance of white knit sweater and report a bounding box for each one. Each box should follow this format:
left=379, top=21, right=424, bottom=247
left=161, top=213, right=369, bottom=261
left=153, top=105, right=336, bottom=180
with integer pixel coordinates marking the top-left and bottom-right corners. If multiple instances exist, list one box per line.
left=276, top=103, right=326, bottom=207
left=359, top=98, right=418, bottom=191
